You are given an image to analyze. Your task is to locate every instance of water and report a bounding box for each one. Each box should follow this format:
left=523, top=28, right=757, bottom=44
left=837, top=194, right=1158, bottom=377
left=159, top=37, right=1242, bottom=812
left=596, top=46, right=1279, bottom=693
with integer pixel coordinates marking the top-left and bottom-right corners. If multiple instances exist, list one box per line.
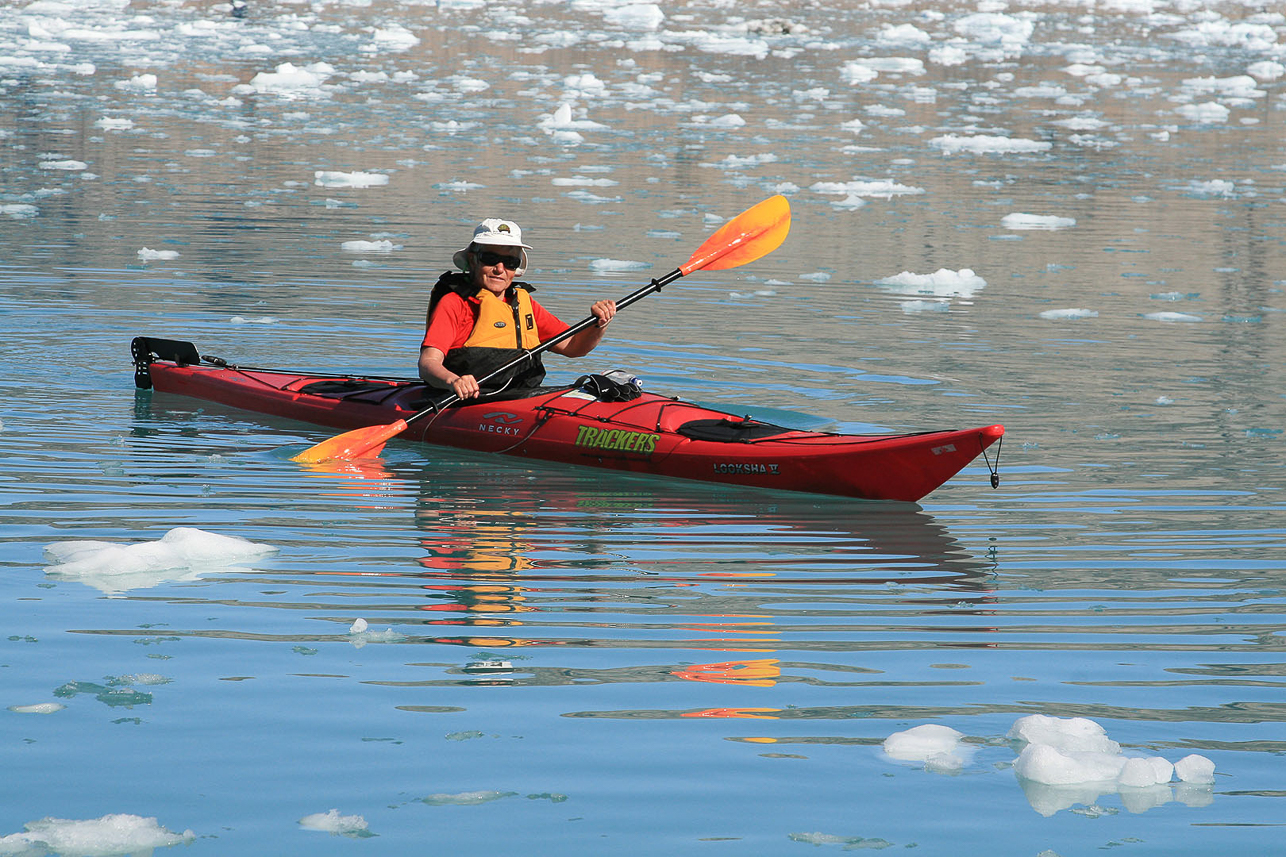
left=3, top=0, right=1286, bottom=853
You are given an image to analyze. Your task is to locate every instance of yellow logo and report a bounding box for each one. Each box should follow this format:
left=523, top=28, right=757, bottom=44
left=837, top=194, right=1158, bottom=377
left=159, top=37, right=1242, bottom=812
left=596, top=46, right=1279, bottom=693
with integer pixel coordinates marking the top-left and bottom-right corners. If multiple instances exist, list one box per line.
left=574, top=425, right=658, bottom=455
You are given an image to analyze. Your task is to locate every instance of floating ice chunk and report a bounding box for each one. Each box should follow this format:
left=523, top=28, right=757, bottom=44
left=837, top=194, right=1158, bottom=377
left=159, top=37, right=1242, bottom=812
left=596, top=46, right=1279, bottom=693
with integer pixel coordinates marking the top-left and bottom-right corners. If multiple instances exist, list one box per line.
left=953, top=12, right=1035, bottom=47
left=883, top=724, right=964, bottom=761
left=1184, top=179, right=1235, bottom=197
left=1143, top=311, right=1202, bottom=322
left=603, top=3, right=664, bottom=30
left=421, top=790, right=515, bottom=806
left=229, top=316, right=277, bottom=324
left=8, top=702, right=65, bottom=714
left=1038, top=308, right=1098, bottom=320
left=40, top=159, right=88, bottom=171
left=245, top=62, right=335, bottom=97
left=94, top=117, right=134, bottom=131
left=371, top=24, right=420, bottom=50
left=902, top=299, right=951, bottom=313
left=703, top=153, right=778, bottom=170
left=1008, top=714, right=1121, bottom=754
left=1013, top=743, right=1126, bottom=785
left=0, top=814, right=194, bottom=855
left=341, top=239, right=396, bottom=253
left=1177, top=102, right=1230, bottom=124
left=137, top=247, right=180, bottom=261
left=299, top=809, right=370, bottom=836
left=1118, top=756, right=1174, bottom=788
left=1003, top=213, right=1076, bottom=230
left=878, top=24, right=931, bottom=46
left=930, top=134, right=1052, bottom=155
left=707, top=113, right=745, bottom=128
left=1170, top=20, right=1278, bottom=52
left=590, top=258, right=651, bottom=272
left=841, top=61, right=878, bottom=84
left=875, top=268, right=986, bottom=299
left=314, top=170, right=389, bottom=188
left=44, top=527, right=276, bottom=594
left=348, top=617, right=402, bottom=647
left=1182, top=75, right=1264, bottom=100
left=840, top=118, right=865, bottom=134
left=1247, top=61, right=1285, bottom=81
left=552, top=176, right=620, bottom=187
left=114, top=73, right=157, bottom=92
left=810, top=179, right=923, bottom=199
left=1052, top=116, right=1109, bottom=131
left=799, top=272, right=831, bottom=283
left=1175, top=754, right=1216, bottom=784
left=2, top=204, right=39, bottom=218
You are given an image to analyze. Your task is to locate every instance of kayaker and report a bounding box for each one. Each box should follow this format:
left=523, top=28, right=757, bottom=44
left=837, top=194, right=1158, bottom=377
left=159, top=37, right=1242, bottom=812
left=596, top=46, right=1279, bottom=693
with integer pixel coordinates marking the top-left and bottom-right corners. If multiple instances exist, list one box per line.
left=418, top=218, right=616, bottom=399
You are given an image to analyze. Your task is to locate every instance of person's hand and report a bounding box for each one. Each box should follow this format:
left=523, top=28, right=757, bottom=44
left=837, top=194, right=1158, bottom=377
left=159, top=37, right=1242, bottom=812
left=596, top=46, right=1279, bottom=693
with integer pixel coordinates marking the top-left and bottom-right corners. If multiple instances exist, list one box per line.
left=591, top=299, right=617, bottom=327
left=450, top=374, right=481, bottom=399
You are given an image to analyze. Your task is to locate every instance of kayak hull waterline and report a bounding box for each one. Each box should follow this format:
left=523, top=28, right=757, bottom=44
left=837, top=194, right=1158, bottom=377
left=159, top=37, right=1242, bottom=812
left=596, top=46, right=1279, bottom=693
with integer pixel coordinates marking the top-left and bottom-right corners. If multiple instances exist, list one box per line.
left=132, top=338, right=1003, bottom=502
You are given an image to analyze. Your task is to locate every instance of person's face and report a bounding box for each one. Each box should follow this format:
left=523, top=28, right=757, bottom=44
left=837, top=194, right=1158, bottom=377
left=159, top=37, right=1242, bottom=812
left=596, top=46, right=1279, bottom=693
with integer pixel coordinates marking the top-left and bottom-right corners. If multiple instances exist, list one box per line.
left=469, top=244, right=521, bottom=294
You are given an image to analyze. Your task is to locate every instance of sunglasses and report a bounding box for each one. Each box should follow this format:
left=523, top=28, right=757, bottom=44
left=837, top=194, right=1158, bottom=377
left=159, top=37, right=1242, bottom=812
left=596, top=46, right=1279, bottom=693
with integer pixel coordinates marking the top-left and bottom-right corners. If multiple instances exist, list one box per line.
left=474, top=249, right=522, bottom=269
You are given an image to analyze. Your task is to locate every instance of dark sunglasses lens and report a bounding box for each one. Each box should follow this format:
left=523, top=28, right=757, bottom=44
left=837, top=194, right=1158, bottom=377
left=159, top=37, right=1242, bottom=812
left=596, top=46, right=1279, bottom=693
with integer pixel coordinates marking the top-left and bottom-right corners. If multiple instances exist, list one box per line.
left=478, top=251, right=520, bottom=268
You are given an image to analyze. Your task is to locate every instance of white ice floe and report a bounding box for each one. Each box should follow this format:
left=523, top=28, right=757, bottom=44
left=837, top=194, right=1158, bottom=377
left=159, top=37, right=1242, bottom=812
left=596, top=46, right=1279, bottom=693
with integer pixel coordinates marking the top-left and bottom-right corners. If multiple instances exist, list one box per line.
left=370, top=24, right=420, bottom=50
left=930, top=134, right=1052, bottom=155
left=347, top=617, right=404, bottom=647
left=1039, top=308, right=1098, bottom=320
left=1002, top=213, right=1076, bottom=230
left=1175, top=753, right=1217, bottom=784
left=1143, top=311, right=1202, bottom=322
left=901, top=299, right=951, bottom=313
left=1177, top=102, right=1231, bottom=124
left=602, top=3, right=664, bottom=31
left=952, top=12, right=1035, bottom=49
left=590, top=258, right=651, bottom=272
left=243, top=62, right=335, bottom=98
left=314, top=170, right=389, bottom=188
left=2, top=204, right=39, bottom=218
left=810, top=179, right=924, bottom=200
left=137, top=247, right=180, bottom=261
left=44, top=527, right=276, bottom=594
left=874, top=268, right=986, bottom=299
left=113, top=73, right=157, bottom=92
left=840, top=61, right=879, bottom=84
left=229, top=315, right=277, bottom=324
left=0, top=814, right=194, bottom=855
left=299, top=809, right=370, bottom=836
left=341, top=239, right=397, bottom=253
left=421, top=790, right=514, bottom=806
left=8, top=702, right=66, bottom=714
left=886, top=715, right=1217, bottom=817
left=39, top=159, right=88, bottom=171
left=883, top=724, right=969, bottom=774
left=94, top=117, right=134, bottom=131
left=1008, top=714, right=1120, bottom=756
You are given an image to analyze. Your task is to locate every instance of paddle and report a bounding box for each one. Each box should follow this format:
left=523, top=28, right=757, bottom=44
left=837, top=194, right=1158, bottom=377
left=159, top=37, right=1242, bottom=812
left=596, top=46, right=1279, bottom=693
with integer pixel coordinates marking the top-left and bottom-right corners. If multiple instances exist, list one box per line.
left=291, top=194, right=792, bottom=464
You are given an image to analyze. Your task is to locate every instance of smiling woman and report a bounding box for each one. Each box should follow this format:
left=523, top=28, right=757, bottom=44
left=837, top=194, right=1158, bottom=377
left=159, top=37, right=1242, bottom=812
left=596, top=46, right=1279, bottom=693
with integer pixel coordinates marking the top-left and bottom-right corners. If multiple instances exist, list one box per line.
left=418, top=217, right=618, bottom=400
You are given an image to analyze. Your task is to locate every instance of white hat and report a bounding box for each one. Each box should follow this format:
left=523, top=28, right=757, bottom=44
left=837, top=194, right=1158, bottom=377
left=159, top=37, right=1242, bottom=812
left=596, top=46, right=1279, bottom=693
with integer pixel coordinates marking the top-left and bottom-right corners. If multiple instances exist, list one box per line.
left=453, top=218, right=532, bottom=275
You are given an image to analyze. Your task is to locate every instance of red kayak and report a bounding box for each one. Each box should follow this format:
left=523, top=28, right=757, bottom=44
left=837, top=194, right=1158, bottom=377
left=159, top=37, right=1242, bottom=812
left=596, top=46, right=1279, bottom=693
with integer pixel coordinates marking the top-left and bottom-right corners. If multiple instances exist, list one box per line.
left=132, top=337, right=1003, bottom=502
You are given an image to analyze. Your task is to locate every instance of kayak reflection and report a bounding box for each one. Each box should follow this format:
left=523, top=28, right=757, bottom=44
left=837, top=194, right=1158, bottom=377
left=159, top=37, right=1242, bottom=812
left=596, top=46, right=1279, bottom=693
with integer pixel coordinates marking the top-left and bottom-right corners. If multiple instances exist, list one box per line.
left=400, top=458, right=999, bottom=648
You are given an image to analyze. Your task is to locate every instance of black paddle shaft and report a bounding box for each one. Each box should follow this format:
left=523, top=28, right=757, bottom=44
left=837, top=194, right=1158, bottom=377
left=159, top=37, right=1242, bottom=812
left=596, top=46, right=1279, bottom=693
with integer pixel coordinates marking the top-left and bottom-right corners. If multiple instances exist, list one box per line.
left=406, top=267, right=683, bottom=426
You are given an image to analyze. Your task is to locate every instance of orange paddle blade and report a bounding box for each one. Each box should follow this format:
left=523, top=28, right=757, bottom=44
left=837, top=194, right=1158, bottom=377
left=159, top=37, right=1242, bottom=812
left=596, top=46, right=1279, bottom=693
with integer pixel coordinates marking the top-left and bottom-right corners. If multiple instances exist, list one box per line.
left=290, top=419, right=408, bottom=464
left=680, top=195, right=791, bottom=275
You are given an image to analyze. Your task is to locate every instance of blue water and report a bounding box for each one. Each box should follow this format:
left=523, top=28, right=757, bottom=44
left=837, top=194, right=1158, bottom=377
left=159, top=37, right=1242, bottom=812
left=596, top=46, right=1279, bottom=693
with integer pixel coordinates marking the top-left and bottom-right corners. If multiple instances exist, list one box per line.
left=4, top=1, right=1286, bottom=854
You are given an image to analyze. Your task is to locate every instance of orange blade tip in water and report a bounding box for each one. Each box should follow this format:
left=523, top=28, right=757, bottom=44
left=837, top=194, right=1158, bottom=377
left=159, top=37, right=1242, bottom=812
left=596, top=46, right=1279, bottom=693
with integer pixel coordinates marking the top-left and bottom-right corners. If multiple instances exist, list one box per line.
left=290, top=419, right=408, bottom=464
